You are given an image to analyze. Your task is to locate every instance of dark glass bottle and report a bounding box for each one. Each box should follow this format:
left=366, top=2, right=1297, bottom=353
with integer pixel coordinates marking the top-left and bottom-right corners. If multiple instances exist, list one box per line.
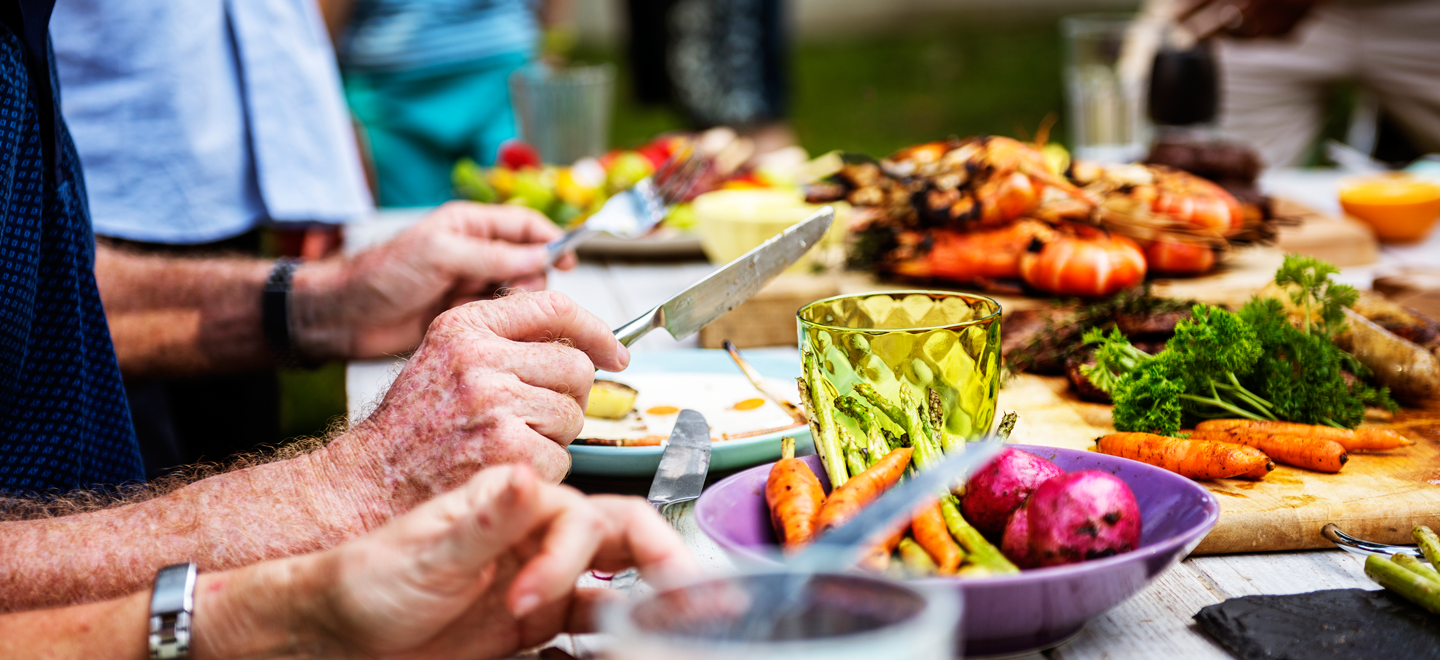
left=1148, top=39, right=1219, bottom=127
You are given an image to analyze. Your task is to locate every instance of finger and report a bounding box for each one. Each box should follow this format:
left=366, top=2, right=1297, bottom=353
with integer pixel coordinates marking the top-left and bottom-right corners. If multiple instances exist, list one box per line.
left=459, top=291, right=629, bottom=372
left=482, top=340, right=596, bottom=409
left=560, top=588, right=620, bottom=634
left=506, top=488, right=608, bottom=618
left=439, top=201, right=565, bottom=244
left=435, top=235, right=550, bottom=284
left=478, top=419, right=574, bottom=482
left=554, top=251, right=578, bottom=271
left=491, top=379, right=586, bottom=446
left=385, top=464, right=558, bottom=586
left=585, top=497, right=702, bottom=591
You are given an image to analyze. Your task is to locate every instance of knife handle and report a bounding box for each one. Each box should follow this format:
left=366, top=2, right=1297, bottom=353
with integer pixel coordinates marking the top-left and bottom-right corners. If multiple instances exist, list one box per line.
left=613, top=306, right=662, bottom=347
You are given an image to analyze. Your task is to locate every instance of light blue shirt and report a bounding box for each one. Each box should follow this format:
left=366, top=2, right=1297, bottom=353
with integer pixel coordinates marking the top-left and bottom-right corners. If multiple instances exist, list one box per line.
left=342, top=0, right=538, bottom=75
left=52, top=0, right=372, bottom=244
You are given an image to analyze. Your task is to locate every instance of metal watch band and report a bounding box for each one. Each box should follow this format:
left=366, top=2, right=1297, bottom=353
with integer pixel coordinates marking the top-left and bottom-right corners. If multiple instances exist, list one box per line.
left=149, top=562, right=197, bottom=660
left=262, top=257, right=316, bottom=369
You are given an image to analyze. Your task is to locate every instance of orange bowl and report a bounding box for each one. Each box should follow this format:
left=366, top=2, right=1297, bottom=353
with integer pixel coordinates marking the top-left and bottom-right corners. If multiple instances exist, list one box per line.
left=1339, top=174, right=1440, bottom=242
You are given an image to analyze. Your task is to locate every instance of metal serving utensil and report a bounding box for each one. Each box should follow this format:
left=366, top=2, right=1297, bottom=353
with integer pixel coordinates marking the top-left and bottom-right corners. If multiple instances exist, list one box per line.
left=646, top=410, right=712, bottom=512
left=722, top=340, right=807, bottom=425
left=1322, top=523, right=1426, bottom=560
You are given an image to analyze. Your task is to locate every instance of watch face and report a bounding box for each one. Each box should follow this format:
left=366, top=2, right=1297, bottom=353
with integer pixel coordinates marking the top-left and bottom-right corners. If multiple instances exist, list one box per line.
left=151, top=563, right=196, bottom=613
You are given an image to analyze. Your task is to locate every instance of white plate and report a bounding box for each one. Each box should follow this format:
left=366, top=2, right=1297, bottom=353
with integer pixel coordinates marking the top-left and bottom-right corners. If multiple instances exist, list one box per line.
left=570, top=372, right=813, bottom=477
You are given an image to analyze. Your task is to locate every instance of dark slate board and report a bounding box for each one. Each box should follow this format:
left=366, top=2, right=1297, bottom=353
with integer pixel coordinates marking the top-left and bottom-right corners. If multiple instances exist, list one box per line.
left=1194, top=588, right=1440, bottom=660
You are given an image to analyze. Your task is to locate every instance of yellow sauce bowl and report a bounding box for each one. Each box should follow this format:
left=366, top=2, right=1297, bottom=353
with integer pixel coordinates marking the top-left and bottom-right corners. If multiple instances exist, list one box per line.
left=1339, top=174, right=1440, bottom=243
left=693, top=189, right=849, bottom=273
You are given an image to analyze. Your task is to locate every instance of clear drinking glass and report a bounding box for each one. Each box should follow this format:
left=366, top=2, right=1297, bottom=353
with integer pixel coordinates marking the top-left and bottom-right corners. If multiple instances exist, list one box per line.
left=796, top=291, right=1002, bottom=453
left=600, top=572, right=961, bottom=660
left=1062, top=13, right=1153, bottom=163
left=508, top=62, right=615, bottom=164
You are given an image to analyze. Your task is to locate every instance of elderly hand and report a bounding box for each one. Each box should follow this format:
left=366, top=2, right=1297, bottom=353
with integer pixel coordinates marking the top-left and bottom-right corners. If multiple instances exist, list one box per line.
left=195, top=464, right=699, bottom=660
left=321, top=290, right=627, bottom=521
left=293, top=201, right=579, bottom=360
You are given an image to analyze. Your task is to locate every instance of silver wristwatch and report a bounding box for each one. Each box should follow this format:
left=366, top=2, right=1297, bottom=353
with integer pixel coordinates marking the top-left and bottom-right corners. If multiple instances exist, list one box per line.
left=149, top=562, right=197, bottom=660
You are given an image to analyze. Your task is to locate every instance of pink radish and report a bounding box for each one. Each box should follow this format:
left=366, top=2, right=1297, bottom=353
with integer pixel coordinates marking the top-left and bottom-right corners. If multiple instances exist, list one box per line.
left=960, top=448, right=1065, bottom=538
left=1025, top=470, right=1141, bottom=568
left=1000, top=503, right=1034, bottom=568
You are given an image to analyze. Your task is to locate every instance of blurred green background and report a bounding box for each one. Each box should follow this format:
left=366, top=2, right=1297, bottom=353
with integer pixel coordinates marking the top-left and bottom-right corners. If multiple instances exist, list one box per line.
left=583, top=22, right=1067, bottom=158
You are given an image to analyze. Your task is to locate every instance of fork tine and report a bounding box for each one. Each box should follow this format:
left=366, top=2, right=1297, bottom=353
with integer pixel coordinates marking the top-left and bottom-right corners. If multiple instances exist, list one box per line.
left=652, top=139, right=696, bottom=184
left=659, top=158, right=709, bottom=205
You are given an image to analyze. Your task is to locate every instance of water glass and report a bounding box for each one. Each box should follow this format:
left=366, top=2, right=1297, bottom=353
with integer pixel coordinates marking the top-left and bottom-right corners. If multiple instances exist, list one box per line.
left=1062, top=13, right=1152, bottom=163
left=600, top=572, right=961, bottom=660
left=509, top=63, right=615, bottom=164
left=796, top=291, right=1002, bottom=449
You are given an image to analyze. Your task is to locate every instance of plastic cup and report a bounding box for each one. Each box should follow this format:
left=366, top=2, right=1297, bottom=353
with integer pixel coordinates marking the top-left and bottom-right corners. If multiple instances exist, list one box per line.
left=509, top=63, right=615, bottom=165
left=796, top=291, right=1002, bottom=448
left=600, top=572, right=961, bottom=660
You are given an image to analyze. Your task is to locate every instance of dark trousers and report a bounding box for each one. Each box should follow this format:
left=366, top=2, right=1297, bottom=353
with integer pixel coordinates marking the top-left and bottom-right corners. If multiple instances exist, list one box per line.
left=103, top=230, right=281, bottom=480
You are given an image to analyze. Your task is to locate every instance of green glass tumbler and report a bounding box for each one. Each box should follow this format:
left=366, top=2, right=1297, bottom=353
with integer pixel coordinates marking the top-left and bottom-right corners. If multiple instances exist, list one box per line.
left=796, top=291, right=1001, bottom=474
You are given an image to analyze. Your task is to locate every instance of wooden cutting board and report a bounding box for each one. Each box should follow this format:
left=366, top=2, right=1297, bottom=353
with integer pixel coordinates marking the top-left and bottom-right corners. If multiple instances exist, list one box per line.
left=997, top=373, right=1440, bottom=554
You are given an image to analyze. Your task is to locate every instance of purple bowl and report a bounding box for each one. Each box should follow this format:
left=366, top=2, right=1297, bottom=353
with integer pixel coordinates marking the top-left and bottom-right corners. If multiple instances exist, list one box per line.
left=695, top=444, right=1219, bottom=657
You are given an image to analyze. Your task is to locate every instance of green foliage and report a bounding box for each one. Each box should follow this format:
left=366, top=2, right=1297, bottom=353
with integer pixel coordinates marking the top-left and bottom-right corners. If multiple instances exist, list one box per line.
left=1111, top=356, right=1185, bottom=436
left=1081, top=326, right=1152, bottom=395
left=1274, top=253, right=1359, bottom=338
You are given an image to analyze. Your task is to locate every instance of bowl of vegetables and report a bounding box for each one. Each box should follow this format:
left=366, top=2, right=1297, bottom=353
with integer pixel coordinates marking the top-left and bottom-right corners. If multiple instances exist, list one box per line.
left=695, top=444, right=1219, bottom=657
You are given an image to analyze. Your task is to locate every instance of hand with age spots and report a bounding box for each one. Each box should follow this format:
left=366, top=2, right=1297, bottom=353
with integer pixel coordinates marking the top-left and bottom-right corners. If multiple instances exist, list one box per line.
left=260, top=464, right=697, bottom=660
left=324, top=290, right=629, bottom=517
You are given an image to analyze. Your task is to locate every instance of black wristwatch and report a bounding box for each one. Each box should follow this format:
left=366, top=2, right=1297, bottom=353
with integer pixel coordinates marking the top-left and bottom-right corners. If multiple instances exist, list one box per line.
left=149, top=562, right=197, bottom=660
left=263, top=257, right=316, bottom=369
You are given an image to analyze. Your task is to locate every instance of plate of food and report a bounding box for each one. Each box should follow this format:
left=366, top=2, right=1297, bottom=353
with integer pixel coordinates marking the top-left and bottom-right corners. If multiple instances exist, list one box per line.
left=569, top=349, right=814, bottom=477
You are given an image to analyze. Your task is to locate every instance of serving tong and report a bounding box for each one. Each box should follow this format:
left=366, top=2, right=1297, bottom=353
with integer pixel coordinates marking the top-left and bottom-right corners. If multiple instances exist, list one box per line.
left=1322, top=523, right=1428, bottom=561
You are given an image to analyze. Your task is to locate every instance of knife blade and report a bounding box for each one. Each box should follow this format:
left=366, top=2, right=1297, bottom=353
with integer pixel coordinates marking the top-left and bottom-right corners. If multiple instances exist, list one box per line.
left=647, top=409, right=712, bottom=509
left=612, top=206, right=834, bottom=346
left=788, top=441, right=1005, bottom=572
left=723, top=340, right=807, bottom=425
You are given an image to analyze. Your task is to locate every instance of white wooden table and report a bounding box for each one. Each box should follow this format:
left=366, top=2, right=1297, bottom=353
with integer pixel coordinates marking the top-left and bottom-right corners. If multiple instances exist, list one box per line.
left=342, top=194, right=1399, bottom=659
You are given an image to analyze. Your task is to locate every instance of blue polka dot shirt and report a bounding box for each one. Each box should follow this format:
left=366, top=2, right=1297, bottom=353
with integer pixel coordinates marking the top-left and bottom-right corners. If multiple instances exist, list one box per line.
left=0, top=21, right=144, bottom=494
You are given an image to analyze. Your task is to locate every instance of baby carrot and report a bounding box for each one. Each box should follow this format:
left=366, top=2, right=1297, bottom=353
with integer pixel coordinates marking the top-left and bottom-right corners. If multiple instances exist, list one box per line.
left=816, top=446, right=915, bottom=533
left=765, top=437, right=827, bottom=549
left=912, top=500, right=964, bottom=574
left=857, top=524, right=907, bottom=572
left=1097, top=432, right=1274, bottom=480
left=1195, top=419, right=1413, bottom=453
left=1189, top=430, right=1348, bottom=473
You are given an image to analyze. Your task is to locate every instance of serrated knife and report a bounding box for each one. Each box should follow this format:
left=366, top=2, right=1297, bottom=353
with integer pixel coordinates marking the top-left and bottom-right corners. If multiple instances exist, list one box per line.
left=612, top=206, right=834, bottom=346
left=647, top=409, right=712, bottom=510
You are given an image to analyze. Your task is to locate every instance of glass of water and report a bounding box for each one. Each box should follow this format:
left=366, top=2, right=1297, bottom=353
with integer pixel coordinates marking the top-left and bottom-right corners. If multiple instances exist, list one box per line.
left=1062, top=13, right=1154, bottom=163
left=509, top=62, right=615, bottom=165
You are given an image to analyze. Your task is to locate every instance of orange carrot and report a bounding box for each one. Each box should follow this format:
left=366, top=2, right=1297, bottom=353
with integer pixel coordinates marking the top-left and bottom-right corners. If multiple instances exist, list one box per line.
left=1239, top=463, right=1274, bottom=480
left=816, top=447, right=915, bottom=533
left=765, top=437, right=827, bottom=549
left=1189, top=430, right=1348, bottom=473
left=857, top=524, right=907, bottom=573
left=911, top=500, right=964, bottom=574
left=1097, top=433, right=1274, bottom=480
left=1195, top=419, right=1413, bottom=453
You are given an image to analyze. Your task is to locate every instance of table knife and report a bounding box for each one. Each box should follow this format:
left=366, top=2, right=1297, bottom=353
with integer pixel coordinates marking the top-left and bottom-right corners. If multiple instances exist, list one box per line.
left=647, top=409, right=712, bottom=510
left=612, top=206, right=833, bottom=347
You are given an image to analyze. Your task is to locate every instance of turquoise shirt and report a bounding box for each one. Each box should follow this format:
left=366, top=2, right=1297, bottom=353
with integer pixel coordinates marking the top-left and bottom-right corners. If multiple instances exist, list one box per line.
left=342, top=0, right=539, bottom=75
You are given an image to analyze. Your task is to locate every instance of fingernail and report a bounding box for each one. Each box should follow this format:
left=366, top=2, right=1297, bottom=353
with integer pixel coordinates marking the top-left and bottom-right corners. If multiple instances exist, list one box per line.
left=512, top=592, right=542, bottom=618
left=616, top=338, right=631, bottom=367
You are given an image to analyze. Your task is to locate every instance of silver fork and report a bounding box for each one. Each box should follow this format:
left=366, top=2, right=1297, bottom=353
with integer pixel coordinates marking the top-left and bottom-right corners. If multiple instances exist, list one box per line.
left=1322, top=523, right=1427, bottom=560
left=544, top=143, right=708, bottom=264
